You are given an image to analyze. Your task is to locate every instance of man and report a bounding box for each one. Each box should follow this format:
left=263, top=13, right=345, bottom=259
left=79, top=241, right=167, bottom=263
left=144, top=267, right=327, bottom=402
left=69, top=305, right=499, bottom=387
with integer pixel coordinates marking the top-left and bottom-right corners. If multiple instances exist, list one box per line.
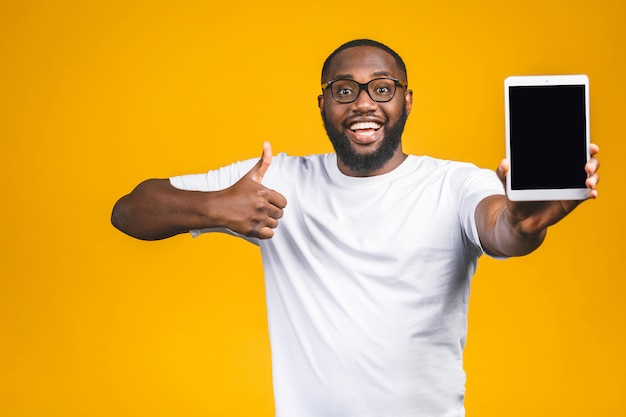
left=112, top=39, right=600, bottom=417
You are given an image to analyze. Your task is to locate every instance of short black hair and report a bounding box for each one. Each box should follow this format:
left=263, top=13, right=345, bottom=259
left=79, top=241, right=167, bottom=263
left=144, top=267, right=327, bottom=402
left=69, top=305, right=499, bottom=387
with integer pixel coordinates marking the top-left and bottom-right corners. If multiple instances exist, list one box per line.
left=321, top=39, right=408, bottom=84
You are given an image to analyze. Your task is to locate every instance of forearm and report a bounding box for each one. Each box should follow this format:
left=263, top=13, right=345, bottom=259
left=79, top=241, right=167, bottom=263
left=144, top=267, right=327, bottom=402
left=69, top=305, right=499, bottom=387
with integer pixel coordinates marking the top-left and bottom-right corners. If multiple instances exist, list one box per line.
left=491, top=205, right=547, bottom=257
left=111, top=179, right=220, bottom=240
left=477, top=195, right=547, bottom=257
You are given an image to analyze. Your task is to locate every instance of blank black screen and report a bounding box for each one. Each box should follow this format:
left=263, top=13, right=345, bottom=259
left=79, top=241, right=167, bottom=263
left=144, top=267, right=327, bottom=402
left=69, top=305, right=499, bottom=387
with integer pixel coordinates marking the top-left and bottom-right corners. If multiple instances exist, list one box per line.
left=509, top=85, right=587, bottom=190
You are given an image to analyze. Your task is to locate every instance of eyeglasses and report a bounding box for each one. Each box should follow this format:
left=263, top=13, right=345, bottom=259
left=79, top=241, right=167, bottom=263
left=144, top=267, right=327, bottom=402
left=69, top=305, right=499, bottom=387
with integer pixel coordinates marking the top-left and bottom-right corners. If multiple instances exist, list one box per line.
left=321, top=77, right=408, bottom=104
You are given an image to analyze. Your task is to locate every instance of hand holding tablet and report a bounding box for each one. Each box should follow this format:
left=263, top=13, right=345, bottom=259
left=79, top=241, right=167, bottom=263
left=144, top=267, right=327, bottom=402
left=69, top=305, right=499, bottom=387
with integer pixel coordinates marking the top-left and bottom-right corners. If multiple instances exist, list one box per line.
left=504, top=75, right=591, bottom=201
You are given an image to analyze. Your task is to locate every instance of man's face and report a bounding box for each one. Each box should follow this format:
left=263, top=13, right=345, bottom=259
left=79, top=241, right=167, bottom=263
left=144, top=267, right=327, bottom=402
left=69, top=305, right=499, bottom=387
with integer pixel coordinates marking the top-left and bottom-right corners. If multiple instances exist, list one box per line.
left=318, top=46, right=412, bottom=176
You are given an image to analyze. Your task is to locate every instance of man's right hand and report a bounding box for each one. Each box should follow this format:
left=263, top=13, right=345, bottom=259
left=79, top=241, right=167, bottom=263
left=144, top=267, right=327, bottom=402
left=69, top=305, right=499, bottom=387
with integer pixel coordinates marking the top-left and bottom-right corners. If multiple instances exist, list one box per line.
left=213, top=142, right=287, bottom=239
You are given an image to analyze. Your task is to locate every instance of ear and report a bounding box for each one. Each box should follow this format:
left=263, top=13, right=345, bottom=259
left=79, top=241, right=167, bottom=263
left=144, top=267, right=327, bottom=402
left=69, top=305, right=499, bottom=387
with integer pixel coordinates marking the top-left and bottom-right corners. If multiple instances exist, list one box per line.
left=318, top=94, right=325, bottom=112
left=404, top=89, right=413, bottom=116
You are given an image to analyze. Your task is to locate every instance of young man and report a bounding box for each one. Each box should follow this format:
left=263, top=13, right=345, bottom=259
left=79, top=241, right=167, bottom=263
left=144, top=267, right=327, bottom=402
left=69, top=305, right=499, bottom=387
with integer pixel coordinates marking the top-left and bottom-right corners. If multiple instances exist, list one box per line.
left=112, top=39, right=599, bottom=417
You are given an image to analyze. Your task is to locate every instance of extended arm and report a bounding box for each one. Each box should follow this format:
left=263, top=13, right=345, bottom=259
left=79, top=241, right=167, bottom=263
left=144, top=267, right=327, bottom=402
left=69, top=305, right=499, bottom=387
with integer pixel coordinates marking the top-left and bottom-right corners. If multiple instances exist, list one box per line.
left=112, top=178, right=216, bottom=240
left=476, top=144, right=600, bottom=257
left=111, top=142, right=287, bottom=241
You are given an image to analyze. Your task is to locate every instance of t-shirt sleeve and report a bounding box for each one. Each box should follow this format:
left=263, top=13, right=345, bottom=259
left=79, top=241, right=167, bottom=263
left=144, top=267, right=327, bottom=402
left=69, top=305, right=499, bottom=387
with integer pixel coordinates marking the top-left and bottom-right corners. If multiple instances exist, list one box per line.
left=168, top=158, right=259, bottom=242
left=169, top=158, right=257, bottom=192
left=457, top=165, right=506, bottom=256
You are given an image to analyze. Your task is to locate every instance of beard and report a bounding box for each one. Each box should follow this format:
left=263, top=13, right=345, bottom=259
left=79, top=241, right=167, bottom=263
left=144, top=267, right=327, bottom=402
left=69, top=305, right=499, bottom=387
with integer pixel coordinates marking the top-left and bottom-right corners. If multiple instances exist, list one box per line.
left=322, top=106, right=408, bottom=175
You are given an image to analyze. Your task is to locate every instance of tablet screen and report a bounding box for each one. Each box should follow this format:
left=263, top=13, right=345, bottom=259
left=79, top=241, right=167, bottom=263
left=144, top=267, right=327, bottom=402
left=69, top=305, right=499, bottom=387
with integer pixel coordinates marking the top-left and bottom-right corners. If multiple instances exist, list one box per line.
left=508, top=82, right=588, bottom=192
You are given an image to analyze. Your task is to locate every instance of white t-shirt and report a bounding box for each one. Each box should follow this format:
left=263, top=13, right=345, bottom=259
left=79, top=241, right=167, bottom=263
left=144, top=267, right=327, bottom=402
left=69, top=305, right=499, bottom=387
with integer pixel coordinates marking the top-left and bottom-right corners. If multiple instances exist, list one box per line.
left=170, top=153, right=505, bottom=417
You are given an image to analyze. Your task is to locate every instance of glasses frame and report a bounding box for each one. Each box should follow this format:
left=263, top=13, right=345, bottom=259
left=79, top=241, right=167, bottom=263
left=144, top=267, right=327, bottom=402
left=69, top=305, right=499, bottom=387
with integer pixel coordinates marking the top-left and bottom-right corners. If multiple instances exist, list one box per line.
left=321, top=77, right=408, bottom=104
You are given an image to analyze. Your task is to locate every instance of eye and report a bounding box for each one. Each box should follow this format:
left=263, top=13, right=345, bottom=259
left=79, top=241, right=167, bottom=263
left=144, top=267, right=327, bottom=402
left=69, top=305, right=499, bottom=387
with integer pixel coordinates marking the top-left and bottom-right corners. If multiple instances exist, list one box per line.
left=371, top=80, right=394, bottom=96
left=337, top=87, right=354, bottom=96
left=333, top=81, right=356, bottom=97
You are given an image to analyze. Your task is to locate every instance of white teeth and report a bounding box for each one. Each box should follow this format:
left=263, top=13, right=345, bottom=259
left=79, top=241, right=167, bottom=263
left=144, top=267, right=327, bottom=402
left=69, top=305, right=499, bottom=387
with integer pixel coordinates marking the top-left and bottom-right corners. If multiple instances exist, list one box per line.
left=350, top=122, right=381, bottom=131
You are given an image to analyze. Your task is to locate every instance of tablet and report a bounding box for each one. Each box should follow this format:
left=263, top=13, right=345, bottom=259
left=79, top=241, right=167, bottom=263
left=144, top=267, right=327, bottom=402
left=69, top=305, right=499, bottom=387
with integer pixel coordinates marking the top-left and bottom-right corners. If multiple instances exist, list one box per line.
left=504, top=74, right=590, bottom=201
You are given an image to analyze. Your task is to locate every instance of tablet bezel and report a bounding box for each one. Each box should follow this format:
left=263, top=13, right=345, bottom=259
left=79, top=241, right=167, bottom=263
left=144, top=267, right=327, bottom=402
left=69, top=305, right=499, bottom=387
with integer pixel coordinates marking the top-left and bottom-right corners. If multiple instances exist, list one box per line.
left=504, top=74, right=590, bottom=201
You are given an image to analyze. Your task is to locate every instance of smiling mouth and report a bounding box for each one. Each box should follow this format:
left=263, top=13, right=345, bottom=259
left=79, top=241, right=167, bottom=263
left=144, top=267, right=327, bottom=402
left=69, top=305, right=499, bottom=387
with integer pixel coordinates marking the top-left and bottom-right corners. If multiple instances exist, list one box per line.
left=348, top=121, right=383, bottom=143
left=350, top=121, right=382, bottom=131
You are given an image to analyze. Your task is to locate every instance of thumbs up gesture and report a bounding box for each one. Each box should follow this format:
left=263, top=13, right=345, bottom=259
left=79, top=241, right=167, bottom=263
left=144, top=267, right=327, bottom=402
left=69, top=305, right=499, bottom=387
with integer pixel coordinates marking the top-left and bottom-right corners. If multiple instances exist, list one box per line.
left=216, top=142, right=287, bottom=239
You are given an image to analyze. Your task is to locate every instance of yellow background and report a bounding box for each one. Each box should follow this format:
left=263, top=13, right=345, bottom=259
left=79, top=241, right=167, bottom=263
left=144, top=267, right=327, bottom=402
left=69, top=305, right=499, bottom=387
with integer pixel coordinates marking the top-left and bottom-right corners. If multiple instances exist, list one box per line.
left=1, top=1, right=624, bottom=416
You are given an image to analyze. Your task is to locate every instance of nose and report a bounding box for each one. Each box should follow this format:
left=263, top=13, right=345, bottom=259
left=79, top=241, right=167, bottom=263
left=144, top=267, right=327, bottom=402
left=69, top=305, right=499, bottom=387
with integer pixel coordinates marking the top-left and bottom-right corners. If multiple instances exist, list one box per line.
left=351, top=86, right=378, bottom=111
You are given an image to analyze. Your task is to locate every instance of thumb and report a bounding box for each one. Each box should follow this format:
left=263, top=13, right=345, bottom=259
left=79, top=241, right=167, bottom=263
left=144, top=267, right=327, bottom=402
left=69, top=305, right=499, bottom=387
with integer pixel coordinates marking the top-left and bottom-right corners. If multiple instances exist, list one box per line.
left=496, top=158, right=509, bottom=184
left=248, top=141, right=273, bottom=184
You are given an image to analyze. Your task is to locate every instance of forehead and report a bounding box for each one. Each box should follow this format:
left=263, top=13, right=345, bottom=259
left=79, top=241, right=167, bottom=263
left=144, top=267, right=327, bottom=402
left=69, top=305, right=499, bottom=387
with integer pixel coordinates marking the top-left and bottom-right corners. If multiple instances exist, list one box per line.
left=326, top=46, right=400, bottom=81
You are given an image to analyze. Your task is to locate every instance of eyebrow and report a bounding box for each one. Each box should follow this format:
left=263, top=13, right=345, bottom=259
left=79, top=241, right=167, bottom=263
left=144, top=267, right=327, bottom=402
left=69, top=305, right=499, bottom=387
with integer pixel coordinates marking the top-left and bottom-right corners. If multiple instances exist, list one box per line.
left=331, top=70, right=395, bottom=81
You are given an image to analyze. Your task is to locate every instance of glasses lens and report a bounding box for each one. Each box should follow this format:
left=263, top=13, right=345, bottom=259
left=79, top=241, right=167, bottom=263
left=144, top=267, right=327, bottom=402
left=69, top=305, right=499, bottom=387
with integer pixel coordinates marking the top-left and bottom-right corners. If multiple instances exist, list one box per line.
left=368, top=79, right=397, bottom=102
left=329, top=78, right=398, bottom=103
left=331, top=80, right=360, bottom=103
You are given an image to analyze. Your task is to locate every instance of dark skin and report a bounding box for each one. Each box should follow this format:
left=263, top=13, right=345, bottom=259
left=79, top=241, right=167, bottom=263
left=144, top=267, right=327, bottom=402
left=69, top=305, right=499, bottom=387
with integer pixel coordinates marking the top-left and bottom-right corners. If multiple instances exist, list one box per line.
left=112, top=45, right=600, bottom=256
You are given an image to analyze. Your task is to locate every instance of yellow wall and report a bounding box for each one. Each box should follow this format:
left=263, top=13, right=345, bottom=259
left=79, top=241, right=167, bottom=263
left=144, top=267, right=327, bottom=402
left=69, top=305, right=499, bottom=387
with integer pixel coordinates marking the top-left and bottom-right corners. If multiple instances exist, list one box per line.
left=1, top=1, right=624, bottom=416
